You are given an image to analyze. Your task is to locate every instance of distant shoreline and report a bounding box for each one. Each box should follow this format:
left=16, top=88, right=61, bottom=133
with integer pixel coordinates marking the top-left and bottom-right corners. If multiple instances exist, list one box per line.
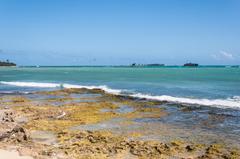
left=12, top=65, right=240, bottom=68
left=0, top=61, right=16, bottom=67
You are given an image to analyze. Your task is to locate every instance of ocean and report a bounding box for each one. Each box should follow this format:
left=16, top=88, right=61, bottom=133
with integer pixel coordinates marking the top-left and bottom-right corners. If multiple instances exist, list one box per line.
left=0, top=66, right=240, bottom=109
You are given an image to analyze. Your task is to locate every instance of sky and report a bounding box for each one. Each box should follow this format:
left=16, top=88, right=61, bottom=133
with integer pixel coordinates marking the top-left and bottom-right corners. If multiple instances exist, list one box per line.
left=0, top=0, right=240, bottom=66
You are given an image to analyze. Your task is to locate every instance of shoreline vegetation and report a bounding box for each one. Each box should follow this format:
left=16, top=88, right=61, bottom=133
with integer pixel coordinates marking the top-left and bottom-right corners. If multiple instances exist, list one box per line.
left=0, top=88, right=239, bottom=158
left=0, top=60, right=16, bottom=67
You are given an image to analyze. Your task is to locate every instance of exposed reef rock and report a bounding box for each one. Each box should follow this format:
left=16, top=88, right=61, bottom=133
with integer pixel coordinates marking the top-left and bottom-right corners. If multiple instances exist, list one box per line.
left=0, top=88, right=239, bottom=159
left=0, top=125, right=28, bottom=143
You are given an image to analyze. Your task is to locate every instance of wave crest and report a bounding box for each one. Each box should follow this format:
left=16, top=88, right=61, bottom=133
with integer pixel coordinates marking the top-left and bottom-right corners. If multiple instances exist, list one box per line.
left=1, top=81, right=240, bottom=109
left=0, top=81, right=121, bottom=95
left=130, top=93, right=240, bottom=109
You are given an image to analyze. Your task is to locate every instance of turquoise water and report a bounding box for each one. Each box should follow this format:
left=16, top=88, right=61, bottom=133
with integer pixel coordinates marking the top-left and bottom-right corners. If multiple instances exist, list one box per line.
left=0, top=66, right=240, bottom=108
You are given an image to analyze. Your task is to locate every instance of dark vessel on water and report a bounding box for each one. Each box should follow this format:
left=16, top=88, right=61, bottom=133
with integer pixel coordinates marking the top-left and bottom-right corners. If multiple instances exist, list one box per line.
left=183, top=63, right=198, bottom=67
left=0, top=60, right=16, bottom=66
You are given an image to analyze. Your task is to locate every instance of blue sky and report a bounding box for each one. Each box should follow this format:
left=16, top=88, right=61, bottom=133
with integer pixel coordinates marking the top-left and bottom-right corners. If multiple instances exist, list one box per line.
left=0, top=0, right=240, bottom=65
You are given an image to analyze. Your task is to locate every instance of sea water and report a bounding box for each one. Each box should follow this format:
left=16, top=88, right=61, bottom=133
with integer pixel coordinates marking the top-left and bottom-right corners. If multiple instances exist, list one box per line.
left=0, top=66, right=240, bottom=108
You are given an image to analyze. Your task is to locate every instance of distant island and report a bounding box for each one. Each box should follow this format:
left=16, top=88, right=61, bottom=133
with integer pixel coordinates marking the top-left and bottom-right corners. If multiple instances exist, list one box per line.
left=131, top=63, right=165, bottom=67
left=183, top=63, right=199, bottom=67
left=130, top=63, right=201, bottom=67
left=0, top=60, right=16, bottom=66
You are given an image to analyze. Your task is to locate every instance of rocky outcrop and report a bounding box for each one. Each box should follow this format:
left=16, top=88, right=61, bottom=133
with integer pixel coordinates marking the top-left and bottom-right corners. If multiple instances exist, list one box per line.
left=0, top=109, right=28, bottom=143
left=0, top=125, right=28, bottom=142
left=2, top=112, right=14, bottom=122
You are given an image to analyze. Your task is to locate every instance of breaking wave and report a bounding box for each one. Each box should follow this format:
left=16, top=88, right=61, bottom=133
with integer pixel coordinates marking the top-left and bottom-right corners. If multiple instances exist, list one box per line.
left=1, top=81, right=240, bottom=109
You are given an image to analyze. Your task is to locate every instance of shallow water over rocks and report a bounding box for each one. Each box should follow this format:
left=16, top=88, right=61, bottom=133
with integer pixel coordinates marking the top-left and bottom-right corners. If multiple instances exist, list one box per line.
left=30, top=130, right=57, bottom=146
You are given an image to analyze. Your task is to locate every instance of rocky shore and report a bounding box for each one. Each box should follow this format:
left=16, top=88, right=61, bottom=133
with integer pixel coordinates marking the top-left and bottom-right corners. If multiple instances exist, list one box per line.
left=0, top=88, right=239, bottom=158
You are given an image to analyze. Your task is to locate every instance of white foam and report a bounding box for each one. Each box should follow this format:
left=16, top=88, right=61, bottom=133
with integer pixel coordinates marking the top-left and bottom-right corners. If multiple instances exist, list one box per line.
left=62, top=84, right=122, bottom=95
left=0, top=81, right=59, bottom=88
left=0, top=81, right=122, bottom=95
left=1, top=81, right=240, bottom=109
left=0, top=91, right=30, bottom=94
left=129, top=93, right=240, bottom=109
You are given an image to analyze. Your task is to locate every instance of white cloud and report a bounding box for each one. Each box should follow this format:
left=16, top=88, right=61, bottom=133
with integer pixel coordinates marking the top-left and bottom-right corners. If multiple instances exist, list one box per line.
left=219, top=50, right=234, bottom=60
left=211, top=50, right=235, bottom=61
